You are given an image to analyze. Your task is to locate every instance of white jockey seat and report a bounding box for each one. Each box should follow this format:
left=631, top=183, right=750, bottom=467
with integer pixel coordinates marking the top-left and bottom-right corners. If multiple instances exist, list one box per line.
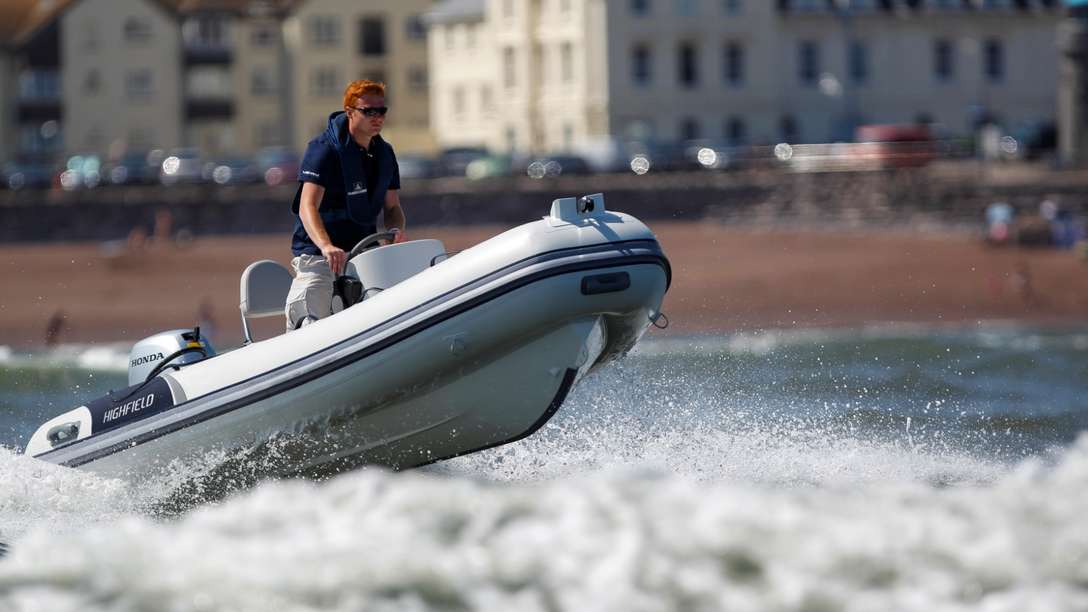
left=239, top=259, right=293, bottom=343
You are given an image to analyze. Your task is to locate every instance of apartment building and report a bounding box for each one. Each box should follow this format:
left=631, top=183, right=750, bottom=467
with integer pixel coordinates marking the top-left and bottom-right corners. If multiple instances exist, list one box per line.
left=62, top=0, right=183, bottom=155
left=284, top=0, right=436, bottom=154
left=177, top=0, right=293, bottom=156
left=61, top=0, right=293, bottom=158
left=427, top=0, right=1062, bottom=156
left=2, top=0, right=71, bottom=165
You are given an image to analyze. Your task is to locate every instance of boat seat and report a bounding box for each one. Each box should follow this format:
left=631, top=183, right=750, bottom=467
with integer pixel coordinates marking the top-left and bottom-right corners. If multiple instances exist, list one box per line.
left=346, top=239, right=447, bottom=297
left=240, top=259, right=293, bottom=344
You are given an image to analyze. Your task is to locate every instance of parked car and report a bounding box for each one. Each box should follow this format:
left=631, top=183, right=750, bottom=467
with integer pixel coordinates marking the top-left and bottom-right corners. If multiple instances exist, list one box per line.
left=680, top=140, right=743, bottom=171
left=465, top=154, right=514, bottom=180
left=160, top=148, right=205, bottom=185
left=105, top=151, right=162, bottom=186
left=438, top=146, right=489, bottom=177
left=525, top=154, right=592, bottom=179
left=852, top=124, right=936, bottom=168
left=204, top=156, right=258, bottom=185
left=61, top=154, right=103, bottom=190
left=255, top=146, right=300, bottom=186
left=622, top=141, right=687, bottom=174
left=3, top=159, right=59, bottom=190
left=396, top=153, right=438, bottom=180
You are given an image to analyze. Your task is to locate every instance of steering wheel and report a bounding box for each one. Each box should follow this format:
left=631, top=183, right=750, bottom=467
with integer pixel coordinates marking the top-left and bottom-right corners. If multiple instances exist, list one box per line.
left=347, top=230, right=399, bottom=259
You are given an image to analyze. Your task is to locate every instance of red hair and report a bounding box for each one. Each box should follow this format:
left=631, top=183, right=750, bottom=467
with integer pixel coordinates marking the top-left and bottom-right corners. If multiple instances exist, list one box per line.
left=343, top=80, right=386, bottom=109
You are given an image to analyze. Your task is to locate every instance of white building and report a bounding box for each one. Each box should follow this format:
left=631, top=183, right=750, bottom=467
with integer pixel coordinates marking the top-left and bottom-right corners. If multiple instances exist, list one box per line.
left=426, top=0, right=1062, bottom=156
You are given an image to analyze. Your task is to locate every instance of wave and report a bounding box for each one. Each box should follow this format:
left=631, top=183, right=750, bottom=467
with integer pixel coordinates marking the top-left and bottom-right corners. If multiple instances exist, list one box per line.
left=0, top=434, right=1086, bottom=611
left=0, top=343, right=130, bottom=373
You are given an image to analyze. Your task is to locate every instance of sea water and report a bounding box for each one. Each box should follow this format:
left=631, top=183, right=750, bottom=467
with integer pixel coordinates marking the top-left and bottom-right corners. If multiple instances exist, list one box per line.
left=0, top=324, right=1086, bottom=611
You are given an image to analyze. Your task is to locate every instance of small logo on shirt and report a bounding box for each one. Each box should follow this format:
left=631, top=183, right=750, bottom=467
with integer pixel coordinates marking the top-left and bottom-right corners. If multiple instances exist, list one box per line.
left=348, top=181, right=367, bottom=196
left=302, top=170, right=320, bottom=178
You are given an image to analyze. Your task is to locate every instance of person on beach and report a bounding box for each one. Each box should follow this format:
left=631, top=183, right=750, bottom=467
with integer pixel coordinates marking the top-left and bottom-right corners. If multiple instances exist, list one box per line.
left=285, top=80, right=406, bottom=331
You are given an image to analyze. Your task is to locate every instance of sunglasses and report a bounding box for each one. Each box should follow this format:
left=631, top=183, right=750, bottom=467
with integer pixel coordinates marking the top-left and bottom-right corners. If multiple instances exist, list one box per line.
left=350, top=106, right=388, bottom=117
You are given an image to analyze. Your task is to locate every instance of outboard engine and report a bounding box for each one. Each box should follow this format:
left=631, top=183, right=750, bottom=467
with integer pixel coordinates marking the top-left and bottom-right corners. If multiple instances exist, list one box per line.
left=127, top=327, right=215, bottom=385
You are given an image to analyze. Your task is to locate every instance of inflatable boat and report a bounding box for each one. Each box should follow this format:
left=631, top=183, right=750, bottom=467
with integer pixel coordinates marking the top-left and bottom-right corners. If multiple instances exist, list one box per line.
left=25, top=194, right=670, bottom=483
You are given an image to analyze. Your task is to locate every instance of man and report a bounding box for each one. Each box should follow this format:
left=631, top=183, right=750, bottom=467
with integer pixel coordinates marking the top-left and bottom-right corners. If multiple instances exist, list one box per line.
left=285, top=80, right=406, bottom=331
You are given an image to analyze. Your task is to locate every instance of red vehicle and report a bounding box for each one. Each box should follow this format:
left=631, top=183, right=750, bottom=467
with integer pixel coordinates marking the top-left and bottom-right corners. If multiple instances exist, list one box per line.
left=853, top=124, right=936, bottom=168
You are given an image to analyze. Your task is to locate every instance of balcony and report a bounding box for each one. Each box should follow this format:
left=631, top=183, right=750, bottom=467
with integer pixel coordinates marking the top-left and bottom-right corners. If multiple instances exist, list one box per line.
left=185, top=97, right=235, bottom=120
left=16, top=100, right=62, bottom=122
left=184, top=44, right=233, bottom=65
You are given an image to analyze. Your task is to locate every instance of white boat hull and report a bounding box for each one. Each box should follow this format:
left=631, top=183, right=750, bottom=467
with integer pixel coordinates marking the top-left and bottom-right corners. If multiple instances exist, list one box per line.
left=27, top=197, right=670, bottom=486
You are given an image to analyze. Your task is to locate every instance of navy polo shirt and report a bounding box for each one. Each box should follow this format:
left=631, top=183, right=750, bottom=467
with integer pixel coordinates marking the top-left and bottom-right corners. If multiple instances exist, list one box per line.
left=291, top=128, right=401, bottom=256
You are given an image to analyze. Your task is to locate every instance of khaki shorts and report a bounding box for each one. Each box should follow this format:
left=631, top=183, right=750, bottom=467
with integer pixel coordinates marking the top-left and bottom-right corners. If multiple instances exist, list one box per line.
left=285, top=254, right=335, bottom=332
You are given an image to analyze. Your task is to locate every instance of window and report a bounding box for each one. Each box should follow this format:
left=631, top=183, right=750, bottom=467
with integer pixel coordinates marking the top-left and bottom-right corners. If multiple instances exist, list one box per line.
left=251, top=67, right=275, bottom=96
left=405, top=15, right=426, bottom=41
left=18, top=70, right=59, bottom=100
left=560, top=42, right=573, bottom=83
left=799, top=40, right=819, bottom=86
left=563, top=123, right=574, bottom=148
left=934, top=39, right=954, bottom=81
left=310, top=16, right=340, bottom=47
left=503, top=0, right=515, bottom=19
left=680, top=117, right=701, bottom=140
left=187, top=67, right=232, bottom=98
left=83, top=21, right=99, bottom=50
left=503, top=47, right=516, bottom=89
left=726, top=116, right=746, bottom=144
left=724, top=42, right=743, bottom=86
left=481, top=85, right=494, bottom=112
left=631, top=0, right=650, bottom=15
left=126, top=69, right=154, bottom=100
left=183, top=16, right=228, bottom=48
left=359, top=17, right=386, bottom=56
left=849, top=41, right=868, bottom=85
left=633, top=44, right=652, bottom=86
left=444, top=25, right=454, bottom=51
left=679, top=42, right=699, bottom=88
left=985, top=38, right=1004, bottom=82
left=453, top=87, right=466, bottom=115
left=251, top=24, right=276, bottom=47
left=675, top=0, right=698, bottom=15
left=723, top=0, right=741, bottom=13
left=311, top=67, right=339, bottom=97
left=123, top=18, right=151, bottom=44
left=84, top=70, right=101, bottom=95
left=407, top=65, right=427, bottom=91
left=19, top=123, right=62, bottom=155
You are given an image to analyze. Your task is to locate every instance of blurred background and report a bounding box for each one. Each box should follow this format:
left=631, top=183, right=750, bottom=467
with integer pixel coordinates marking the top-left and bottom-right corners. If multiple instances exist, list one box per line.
left=1, top=0, right=1087, bottom=347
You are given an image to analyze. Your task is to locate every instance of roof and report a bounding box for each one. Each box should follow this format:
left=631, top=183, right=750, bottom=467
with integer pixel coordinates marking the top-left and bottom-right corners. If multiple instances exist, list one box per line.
left=424, top=0, right=485, bottom=25
left=0, top=0, right=296, bottom=47
left=173, top=0, right=297, bottom=15
left=0, top=0, right=75, bottom=47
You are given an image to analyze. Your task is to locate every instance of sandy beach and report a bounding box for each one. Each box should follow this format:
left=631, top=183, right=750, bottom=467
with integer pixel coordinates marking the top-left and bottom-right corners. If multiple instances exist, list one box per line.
left=1, top=221, right=1086, bottom=349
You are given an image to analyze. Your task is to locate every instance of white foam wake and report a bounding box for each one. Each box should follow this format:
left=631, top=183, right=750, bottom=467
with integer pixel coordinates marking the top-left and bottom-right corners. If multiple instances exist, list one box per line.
left=1, top=435, right=1086, bottom=611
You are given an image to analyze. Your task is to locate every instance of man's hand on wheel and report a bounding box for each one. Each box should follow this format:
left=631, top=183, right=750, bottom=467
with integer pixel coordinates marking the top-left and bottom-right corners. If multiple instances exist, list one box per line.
left=320, top=243, right=347, bottom=275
